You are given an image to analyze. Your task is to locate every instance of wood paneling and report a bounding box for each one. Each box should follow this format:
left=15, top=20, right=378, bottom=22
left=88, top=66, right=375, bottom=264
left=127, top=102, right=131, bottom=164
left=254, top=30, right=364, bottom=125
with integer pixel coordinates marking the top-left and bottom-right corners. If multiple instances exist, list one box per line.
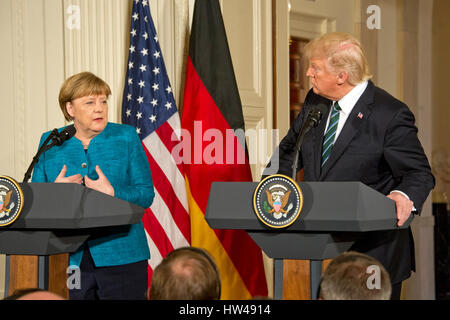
left=283, top=260, right=310, bottom=299
left=282, top=259, right=331, bottom=300
left=49, top=254, right=69, bottom=299
left=8, top=256, right=38, bottom=293
left=7, top=255, right=69, bottom=299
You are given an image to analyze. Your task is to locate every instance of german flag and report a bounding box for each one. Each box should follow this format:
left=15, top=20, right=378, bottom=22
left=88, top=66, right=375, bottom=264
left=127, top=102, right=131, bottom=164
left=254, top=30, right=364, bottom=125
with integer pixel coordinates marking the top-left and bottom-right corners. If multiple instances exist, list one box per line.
left=181, top=0, right=268, bottom=299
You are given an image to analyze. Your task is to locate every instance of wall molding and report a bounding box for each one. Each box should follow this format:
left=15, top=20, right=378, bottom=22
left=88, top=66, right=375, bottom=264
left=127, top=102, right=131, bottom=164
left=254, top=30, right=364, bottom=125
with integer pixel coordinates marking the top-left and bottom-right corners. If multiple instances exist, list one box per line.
left=290, top=11, right=335, bottom=39
left=12, top=0, right=26, bottom=178
left=63, top=0, right=130, bottom=123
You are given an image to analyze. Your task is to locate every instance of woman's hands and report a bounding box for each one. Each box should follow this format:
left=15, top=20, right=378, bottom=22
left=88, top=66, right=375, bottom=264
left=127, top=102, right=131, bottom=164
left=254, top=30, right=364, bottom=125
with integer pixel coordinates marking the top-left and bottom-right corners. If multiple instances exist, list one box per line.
left=54, top=164, right=115, bottom=197
left=54, top=165, right=83, bottom=184
left=84, top=165, right=115, bottom=197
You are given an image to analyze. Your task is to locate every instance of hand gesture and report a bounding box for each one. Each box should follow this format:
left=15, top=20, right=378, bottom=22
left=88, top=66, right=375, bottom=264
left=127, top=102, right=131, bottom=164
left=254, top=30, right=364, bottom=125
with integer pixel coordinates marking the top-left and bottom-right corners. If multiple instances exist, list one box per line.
left=54, top=165, right=83, bottom=184
left=387, top=192, right=414, bottom=227
left=84, top=165, right=115, bottom=197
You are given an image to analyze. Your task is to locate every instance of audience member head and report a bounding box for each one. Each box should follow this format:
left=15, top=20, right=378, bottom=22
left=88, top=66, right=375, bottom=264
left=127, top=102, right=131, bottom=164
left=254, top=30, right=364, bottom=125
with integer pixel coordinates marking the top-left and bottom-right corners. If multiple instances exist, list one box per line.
left=4, top=288, right=65, bottom=300
left=149, top=247, right=221, bottom=300
left=319, top=251, right=392, bottom=300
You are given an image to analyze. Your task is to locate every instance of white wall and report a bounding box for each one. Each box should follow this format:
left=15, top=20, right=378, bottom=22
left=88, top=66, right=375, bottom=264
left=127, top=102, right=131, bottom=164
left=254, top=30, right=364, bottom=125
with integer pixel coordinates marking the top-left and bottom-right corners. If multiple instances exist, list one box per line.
left=0, top=0, right=65, bottom=182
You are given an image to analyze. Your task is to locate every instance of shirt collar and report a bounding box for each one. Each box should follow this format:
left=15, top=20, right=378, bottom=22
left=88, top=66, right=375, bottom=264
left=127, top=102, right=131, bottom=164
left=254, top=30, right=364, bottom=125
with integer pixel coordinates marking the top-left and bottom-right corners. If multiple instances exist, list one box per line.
left=335, top=80, right=368, bottom=115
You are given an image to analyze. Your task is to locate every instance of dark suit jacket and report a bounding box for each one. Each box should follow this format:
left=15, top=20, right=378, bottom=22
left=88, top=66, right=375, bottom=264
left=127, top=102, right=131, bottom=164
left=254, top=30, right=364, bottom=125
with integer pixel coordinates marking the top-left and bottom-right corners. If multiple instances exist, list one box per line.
left=274, top=80, right=435, bottom=283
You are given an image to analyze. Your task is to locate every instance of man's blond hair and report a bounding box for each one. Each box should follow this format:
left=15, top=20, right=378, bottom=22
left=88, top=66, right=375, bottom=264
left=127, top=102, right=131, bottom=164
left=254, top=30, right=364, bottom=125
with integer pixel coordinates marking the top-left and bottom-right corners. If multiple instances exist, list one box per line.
left=304, top=32, right=372, bottom=85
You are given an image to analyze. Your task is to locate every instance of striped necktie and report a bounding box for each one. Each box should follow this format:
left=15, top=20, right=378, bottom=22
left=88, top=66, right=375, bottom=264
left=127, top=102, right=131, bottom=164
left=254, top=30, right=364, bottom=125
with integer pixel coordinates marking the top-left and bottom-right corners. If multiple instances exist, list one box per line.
left=321, top=102, right=342, bottom=166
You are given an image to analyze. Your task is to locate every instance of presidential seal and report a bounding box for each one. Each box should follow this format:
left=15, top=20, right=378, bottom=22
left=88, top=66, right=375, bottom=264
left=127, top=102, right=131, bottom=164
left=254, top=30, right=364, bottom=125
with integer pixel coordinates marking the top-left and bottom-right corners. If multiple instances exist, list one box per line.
left=0, top=176, right=24, bottom=227
left=253, top=174, right=303, bottom=228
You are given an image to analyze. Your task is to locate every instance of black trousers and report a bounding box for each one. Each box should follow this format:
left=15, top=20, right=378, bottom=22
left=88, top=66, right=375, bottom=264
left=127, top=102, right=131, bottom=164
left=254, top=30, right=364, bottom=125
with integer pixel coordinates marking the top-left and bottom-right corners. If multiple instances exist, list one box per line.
left=69, top=246, right=148, bottom=300
left=390, top=282, right=402, bottom=300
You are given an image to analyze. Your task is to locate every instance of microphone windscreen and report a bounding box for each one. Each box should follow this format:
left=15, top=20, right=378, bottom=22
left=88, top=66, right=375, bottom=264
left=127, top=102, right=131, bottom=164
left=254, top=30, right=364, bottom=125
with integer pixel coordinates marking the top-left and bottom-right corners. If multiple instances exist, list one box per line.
left=315, top=103, right=328, bottom=117
left=61, top=124, right=76, bottom=139
left=308, top=104, right=326, bottom=127
left=53, top=124, right=76, bottom=146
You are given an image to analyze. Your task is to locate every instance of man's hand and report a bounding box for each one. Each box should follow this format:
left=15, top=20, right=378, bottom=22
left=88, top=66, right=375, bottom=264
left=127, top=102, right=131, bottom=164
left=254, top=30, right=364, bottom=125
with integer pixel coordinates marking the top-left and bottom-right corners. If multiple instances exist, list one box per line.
left=84, top=165, right=115, bottom=197
left=387, top=192, right=414, bottom=227
left=54, top=165, right=83, bottom=184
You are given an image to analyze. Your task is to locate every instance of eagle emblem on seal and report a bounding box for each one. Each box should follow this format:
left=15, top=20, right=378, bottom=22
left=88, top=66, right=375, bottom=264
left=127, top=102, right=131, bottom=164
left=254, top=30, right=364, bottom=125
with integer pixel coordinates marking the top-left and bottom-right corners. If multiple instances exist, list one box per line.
left=253, top=174, right=303, bottom=229
left=0, top=190, right=13, bottom=218
left=0, top=176, right=23, bottom=227
left=264, top=184, right=294, bottom=219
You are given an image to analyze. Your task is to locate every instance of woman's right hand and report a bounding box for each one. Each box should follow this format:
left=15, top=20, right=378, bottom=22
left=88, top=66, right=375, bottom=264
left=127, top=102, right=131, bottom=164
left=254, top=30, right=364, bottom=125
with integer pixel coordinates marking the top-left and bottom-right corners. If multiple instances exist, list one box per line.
left=54, top=165, right=83, bottom=184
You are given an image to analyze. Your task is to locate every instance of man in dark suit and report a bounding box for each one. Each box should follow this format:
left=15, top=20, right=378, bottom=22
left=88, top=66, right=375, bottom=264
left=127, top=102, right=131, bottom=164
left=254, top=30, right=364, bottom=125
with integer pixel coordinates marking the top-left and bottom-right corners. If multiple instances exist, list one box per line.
left=271, top=32, right=434, bottom=299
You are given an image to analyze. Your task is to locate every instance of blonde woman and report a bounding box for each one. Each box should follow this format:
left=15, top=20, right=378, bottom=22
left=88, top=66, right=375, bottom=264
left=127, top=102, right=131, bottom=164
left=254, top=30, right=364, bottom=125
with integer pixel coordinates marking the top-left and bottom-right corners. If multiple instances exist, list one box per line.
left=32, top=72, right=154, bottom=300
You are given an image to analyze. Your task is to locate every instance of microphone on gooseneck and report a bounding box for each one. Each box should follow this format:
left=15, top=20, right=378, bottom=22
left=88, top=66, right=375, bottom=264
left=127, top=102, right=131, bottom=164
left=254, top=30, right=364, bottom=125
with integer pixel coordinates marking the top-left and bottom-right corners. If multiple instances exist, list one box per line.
left=48, top=124, right=77, bottom=147
left=291, top=105, right=325, bottom=180
left=23, top=125, right=77, bottom=183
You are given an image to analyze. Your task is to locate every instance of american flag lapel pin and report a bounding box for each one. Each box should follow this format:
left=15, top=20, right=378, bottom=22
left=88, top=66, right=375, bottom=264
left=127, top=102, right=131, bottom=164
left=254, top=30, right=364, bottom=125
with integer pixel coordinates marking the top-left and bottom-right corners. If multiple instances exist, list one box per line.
left=357, top=112, right=364, bottom=119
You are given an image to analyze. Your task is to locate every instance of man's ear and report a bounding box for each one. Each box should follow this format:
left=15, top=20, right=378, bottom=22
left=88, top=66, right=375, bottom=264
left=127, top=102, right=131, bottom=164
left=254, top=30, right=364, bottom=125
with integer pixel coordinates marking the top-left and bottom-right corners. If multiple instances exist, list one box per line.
left=336, top=71, right=348, bottom=85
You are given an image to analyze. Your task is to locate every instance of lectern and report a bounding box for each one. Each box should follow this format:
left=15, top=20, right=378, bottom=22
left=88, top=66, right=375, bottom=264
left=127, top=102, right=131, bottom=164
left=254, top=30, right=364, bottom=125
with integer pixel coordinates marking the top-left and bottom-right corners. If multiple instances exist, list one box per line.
left=205, top=181, right=412, bottom=300
left=0, top=183, right=145, bottom=297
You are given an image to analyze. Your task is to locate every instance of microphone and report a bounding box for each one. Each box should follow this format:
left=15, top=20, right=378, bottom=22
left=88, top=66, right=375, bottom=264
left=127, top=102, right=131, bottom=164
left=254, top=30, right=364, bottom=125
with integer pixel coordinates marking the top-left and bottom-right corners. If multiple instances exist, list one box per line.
left=48, top=124, right=76, bottom=147
left=291, top=105, right=324, bottom=180
left=23, top=125, right=77, bottom=183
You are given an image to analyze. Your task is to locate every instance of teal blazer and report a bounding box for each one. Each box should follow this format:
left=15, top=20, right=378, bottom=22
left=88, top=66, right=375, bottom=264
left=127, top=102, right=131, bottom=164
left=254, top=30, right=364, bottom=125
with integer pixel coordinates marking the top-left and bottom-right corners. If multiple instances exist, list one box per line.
left=32, top=122, right=153, bottom=267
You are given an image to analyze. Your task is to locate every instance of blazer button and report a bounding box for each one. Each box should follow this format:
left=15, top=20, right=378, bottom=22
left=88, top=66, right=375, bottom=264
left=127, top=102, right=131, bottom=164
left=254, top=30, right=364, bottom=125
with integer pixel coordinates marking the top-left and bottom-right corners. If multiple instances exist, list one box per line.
left=81, top=163, right=87, bottom=168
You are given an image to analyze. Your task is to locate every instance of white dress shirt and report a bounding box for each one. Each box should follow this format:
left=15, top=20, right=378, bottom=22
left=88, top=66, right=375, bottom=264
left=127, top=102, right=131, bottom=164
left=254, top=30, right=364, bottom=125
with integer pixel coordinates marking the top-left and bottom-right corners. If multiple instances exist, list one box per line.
left=323, top=80, right=368, bottom=141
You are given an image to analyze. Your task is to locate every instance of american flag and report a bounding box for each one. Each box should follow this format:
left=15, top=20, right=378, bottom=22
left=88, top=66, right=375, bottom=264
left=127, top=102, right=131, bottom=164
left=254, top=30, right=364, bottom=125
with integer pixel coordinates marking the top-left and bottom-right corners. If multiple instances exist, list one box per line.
left=121, top=0, right=190, bottom=282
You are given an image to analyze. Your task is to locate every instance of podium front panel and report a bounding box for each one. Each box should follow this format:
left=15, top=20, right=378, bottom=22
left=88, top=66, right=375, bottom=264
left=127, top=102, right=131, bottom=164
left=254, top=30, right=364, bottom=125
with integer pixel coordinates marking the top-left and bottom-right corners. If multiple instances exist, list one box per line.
left=0, top=230, right=89, bottom=255
left=206, top=181, right=404, bottom=232
left=248, top=232, right=356, bottom=260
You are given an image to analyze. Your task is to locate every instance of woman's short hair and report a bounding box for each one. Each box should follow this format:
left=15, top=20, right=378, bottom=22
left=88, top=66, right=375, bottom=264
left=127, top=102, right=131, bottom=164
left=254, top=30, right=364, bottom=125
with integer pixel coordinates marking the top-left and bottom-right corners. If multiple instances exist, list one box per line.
left=58, top=72, right=111, bottom=121
left=304, top=32, right=373, bottom=85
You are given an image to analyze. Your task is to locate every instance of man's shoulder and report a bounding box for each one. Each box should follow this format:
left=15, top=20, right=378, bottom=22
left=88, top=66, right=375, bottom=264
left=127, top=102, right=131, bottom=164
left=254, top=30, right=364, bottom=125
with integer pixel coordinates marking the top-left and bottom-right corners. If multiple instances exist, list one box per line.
left=371, top=84, right=408, bottom=113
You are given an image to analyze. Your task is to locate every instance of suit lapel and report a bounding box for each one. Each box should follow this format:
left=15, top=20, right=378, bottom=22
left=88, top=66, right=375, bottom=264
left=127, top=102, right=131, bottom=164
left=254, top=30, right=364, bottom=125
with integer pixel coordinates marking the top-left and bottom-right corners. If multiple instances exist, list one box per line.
left=319, top=81, right=375, bottom=180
